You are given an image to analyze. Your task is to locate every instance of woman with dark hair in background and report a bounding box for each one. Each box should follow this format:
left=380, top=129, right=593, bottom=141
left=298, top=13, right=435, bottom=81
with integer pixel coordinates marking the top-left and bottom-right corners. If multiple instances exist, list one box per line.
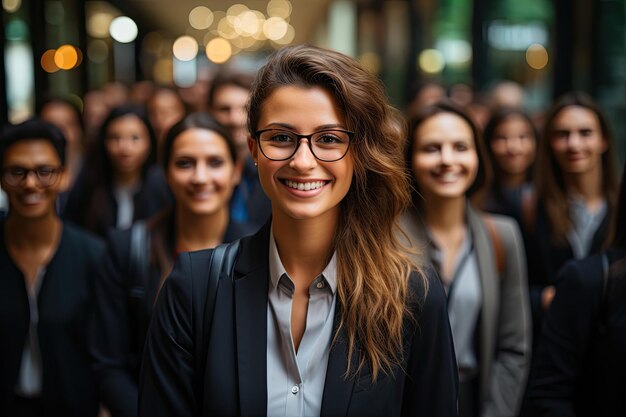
left=527, top=163, right=626, bottom=416
left=524, top=92, right=618, bottom=333
left=479, top=107, right=538, bottom=218
left=401, top=101, right=531, bottom=417
left=139, top=44, right=458, bottom=416
left=63, top=105, right=171, bottom=237
left=91, top=112, right=252, bottom=417
left=0, top=120, right=104, bottom=416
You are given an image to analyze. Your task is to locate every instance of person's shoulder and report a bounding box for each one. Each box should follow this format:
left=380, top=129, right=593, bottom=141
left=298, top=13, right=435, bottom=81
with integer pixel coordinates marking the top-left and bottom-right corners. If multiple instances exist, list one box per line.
left=556, top=254, right=605, bottom=294
left=63, top=221, right=105, bottom=254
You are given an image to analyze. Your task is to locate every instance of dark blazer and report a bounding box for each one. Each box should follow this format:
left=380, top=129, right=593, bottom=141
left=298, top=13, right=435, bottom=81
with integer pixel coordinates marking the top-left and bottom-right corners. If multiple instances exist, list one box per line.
left=63, top=165, right=172, bottom=237
left=400, top=204, right=531, bottom=417
left=0, top=221, right=105, bottom=417
left=139, top=222, right=459, bottom=417
left=523, top=202, right=611, bottom=331
left=230, top=157, right=271, bottom=231
left=91, top=212, right=254, bottom=417
left=527, top=248, right=626, bottom=417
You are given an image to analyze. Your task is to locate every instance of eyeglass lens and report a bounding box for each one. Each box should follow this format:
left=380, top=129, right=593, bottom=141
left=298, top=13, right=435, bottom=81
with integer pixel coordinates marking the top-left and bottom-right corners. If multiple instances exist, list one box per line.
left=3, top=167, right=60, bottom=187
left=258, top=129, right=350, bottom=161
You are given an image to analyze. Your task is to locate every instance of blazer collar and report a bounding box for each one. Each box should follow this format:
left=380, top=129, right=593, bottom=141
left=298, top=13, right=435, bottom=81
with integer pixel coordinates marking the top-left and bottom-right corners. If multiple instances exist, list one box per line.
left=233, top=220, right=357, bottom=416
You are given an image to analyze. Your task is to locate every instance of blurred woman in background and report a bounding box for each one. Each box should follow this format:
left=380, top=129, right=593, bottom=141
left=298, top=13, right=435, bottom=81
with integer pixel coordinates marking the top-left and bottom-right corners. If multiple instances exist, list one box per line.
left=63, top=105, right=171, bottom=237
left=401, top=101, right=531, bottom=417
left=91, top=113, right=252, bottom=417
left=527, top=163, right=626, bottom=417
left=480, top=108, right=538, bottom=218
left=524, top=92, right=618, bottom=331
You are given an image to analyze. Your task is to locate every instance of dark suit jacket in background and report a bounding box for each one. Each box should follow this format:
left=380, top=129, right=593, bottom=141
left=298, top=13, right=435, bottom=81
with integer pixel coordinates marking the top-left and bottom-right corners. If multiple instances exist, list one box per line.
left=527, top=248, right=626, bottom=417
left=0, top=221, right=105, bottom=417
left=91, top=215, right=255, bottom=417
left=139, top=222, right=459, bottom=416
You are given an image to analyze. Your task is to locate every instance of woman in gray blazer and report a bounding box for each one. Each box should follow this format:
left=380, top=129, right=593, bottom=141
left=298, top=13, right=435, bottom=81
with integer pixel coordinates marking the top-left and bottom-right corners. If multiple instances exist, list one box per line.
left=401, top=101, right=531, bottom=417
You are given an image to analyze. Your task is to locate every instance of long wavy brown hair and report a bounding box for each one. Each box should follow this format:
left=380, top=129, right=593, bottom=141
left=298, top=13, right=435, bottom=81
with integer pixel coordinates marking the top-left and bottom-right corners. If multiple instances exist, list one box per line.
left=538, top=92, right=618, bottom=244
left=248, top=44, right=423, bottom=380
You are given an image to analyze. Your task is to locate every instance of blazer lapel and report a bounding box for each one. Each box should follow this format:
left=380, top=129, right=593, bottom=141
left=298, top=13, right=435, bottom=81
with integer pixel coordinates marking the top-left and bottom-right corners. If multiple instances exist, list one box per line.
left=234, top=222, right=270, bottom=416
left=321, top=305, right=356, bottom=416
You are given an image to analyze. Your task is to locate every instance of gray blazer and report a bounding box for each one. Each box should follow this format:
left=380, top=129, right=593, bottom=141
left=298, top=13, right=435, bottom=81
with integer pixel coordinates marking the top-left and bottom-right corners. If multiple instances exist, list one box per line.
left=400, top=204, right=531, bottom=417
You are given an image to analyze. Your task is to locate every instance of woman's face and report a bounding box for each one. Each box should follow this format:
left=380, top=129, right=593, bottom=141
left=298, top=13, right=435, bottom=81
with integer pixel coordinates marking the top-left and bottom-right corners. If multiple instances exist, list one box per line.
left=550, top=105, right=607, bottom=176
left=166, top=128, right=240, bottom=216
left=490, top=114, right=536, bottom=176
left=248, top=85, right=354, bottom=223
left=1, top=139, right=65, bottom=220
left=412, top=112, right=478, bottom=200
left=105, top=114, right=151, bottom=177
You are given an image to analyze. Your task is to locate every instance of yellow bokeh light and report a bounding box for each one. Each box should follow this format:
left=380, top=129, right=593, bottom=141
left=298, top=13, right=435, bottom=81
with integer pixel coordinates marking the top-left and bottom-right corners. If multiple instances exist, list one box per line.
left=272, top=24, right=295, bottom=45
left=41, top=49, right=59, bottom=73
left=227, top=4, right=248, bottom=17
left=173, top=36, right=198, bottom=61
left=3, top=0, right=21, bottom=13
left=267, top=0, right=291, bottom=19
left=264, top=17, right=288, bottom=41
left=54, top=45, right=79, bottom=70
left=526, top=43, right=549, bottom=70
left=189, top=6, right=213, bottom=30
left=234, top=10, right=260, bottom=36
left=418, top=49, right=445, bottom=74
left=217, top=17, right=238, bottom=39
left=206, top=38, right=232, bottom=64
left=87, top=12, right=113, bottom=38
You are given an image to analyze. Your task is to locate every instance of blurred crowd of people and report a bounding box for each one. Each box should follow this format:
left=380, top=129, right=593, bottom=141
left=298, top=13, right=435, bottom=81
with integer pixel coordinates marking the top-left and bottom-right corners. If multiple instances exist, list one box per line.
left=0, top=55, right=625, bottom=417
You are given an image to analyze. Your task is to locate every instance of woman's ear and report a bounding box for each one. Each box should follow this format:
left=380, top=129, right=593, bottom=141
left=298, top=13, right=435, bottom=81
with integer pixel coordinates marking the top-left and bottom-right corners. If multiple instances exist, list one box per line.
left=247, top=135, right=258, bottom=164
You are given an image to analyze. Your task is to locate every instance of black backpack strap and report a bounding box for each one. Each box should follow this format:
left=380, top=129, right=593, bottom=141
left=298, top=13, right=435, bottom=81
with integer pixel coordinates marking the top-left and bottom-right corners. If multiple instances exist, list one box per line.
left=192, top=239, right=240, bottom=407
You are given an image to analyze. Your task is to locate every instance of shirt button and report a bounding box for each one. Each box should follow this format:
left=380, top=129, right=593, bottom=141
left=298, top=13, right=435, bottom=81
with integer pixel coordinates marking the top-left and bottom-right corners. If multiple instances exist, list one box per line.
left=316, top=281, right=325, bottom=289
left=291, top=385, right=299, bottom=395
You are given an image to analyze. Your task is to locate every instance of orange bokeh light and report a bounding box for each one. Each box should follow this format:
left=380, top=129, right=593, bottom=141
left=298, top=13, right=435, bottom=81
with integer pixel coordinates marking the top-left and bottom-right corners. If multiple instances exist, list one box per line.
left=41, top=49, right=59, bottom=73
left=54, top=45, right=79, bottom=70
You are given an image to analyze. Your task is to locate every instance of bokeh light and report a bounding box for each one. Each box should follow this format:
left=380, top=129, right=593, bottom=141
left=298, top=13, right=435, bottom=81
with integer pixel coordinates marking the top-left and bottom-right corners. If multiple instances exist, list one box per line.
left=419, top=49, right=445, bottom=74
left=267, top=0, right=292, bottom=19
left=526, top=43, right=549, bottom=70
left=109, top=16, right=138, bottom=43
left=272, top=24, right=295, bottom=45
left=206, top=38, right=232, bottom=64
left=189, top=6, right=213, bottom=30
left=264, top=17, right=288, bottom=40
left=54, top=45, right=79, bottom=70
left=2, top=0, right=21, bottom=13
left=153, top=58, right=173, bottom=85
left=41, top=49, right=59, bottom=73
left=88, top=12, right=114, bottom=38
left=173, top=36, right=198, bottom=61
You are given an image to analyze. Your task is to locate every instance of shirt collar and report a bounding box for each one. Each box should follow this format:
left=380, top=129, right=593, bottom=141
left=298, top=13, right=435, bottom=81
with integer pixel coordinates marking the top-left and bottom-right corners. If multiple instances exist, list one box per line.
left=268, top=225, right=338, bottom=294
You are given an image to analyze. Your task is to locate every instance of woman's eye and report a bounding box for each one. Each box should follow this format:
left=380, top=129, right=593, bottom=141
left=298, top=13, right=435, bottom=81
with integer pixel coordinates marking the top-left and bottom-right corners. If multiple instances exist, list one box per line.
left=208, top=158, right=225, bottom=168
left=580, top=129, right=593, bottom=137
left=37, top=168, right=54, bottom=177
left=455, top=143, right=469, bottom=151
left=174, top=159, right=194, bottom=169
left=270, top=133, right=295, bottom=143
left=132, top=134, right=142, bottom=141
left=421, top=144, right=439, bottom=153
left=316, top=134, right=343, bottom=145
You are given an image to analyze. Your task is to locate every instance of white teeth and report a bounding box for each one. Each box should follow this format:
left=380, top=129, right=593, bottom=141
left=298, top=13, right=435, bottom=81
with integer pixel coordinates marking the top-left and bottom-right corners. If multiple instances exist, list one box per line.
left=285, top=180, right=325, bottom=191
left=437, top=172, right=460, bottom=181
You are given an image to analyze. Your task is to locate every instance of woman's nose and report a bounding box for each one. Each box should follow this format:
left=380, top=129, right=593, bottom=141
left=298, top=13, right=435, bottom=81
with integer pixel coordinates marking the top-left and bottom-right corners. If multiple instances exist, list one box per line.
left=289, top=140, right=317, bottom=170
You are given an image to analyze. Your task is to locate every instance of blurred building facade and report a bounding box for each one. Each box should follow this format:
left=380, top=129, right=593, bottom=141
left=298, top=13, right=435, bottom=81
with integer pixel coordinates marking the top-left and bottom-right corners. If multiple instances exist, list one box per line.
left=1, top=0, right=624, bottom=160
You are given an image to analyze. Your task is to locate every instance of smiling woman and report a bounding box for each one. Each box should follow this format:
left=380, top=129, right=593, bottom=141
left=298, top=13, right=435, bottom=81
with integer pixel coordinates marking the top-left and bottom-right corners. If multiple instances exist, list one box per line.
left=0, top=120, right=105, bottom=417
left=401, top=101, right=531, bottom=417
left=91, top=112, right=253, bottom=417
left=139, top=44, right=459, bottom=417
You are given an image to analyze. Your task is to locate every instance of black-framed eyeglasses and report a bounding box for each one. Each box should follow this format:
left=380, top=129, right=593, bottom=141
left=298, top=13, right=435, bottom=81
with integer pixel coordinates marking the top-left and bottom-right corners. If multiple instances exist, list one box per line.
left=254, top=128, right=354, bottom=162
left=2, top=166, right=62, bottom=187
